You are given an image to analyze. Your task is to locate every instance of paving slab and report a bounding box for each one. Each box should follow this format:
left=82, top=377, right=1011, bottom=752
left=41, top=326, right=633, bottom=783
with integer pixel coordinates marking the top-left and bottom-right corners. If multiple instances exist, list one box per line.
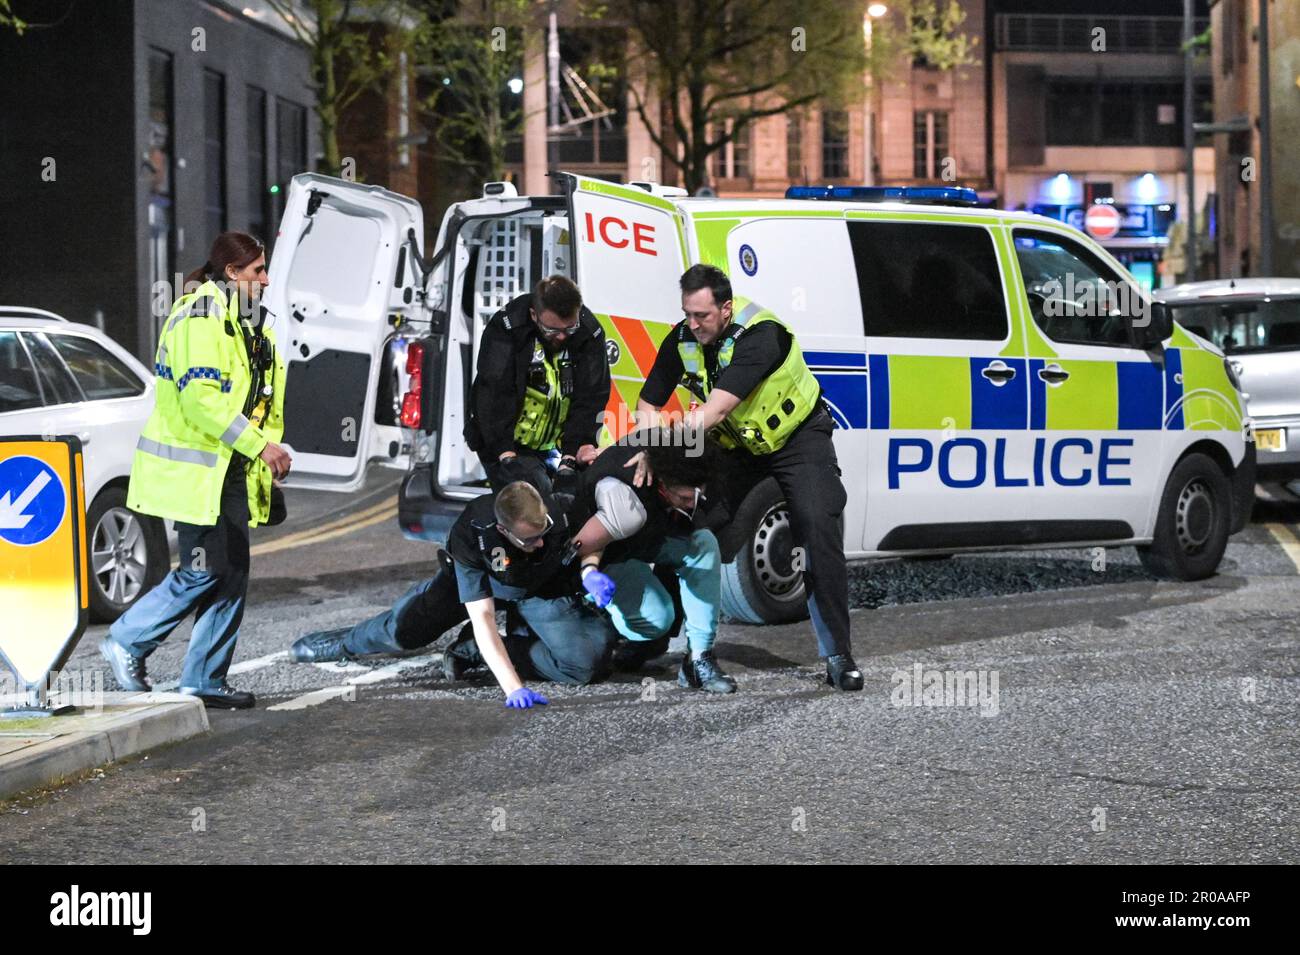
left=0, top=692, right=209, bottom=800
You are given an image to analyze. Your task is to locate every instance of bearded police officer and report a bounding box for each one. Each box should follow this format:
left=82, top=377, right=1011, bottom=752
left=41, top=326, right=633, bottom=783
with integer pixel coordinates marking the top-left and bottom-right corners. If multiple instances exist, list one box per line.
left=634, top=265, right=863, bottom=691
left=99, top=232, right=292, bottom=709
left=466, top=275, right=611, bottom=494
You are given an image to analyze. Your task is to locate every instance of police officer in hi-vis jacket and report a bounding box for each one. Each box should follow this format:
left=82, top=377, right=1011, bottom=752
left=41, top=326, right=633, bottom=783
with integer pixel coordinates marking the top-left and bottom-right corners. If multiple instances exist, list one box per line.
left=464, top=275, right=611, bottom=495
left=99, top=232, right=292, bottom=709
left=634, top=264, right=863, bottom=691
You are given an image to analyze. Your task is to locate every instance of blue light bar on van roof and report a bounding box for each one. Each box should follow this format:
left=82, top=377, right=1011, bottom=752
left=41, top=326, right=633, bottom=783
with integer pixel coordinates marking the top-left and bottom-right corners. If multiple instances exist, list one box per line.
left=785, top=185, right=980, bottom=206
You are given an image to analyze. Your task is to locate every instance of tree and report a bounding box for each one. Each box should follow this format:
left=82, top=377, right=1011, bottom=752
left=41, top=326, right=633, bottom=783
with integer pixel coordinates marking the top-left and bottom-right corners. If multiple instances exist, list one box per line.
left=264, top=0, right=414, bottom=176
left=1, top=0, right=25, bottom=33
left=411, top=0, right=538, bottom=185
left=611, top=0, right=977, bottom=193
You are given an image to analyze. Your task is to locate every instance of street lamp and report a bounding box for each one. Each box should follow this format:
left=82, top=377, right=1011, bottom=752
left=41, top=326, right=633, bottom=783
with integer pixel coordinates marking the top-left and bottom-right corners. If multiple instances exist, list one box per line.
left=864, top=4, right=888, bottom=186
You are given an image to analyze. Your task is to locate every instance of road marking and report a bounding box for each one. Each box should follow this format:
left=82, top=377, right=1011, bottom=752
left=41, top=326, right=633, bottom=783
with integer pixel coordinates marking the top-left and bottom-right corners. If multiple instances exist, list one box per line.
left=1264, top=522, right=1300, bottom=574
left=267, top=652, right=442, bottom=712
left=152, top=650, right=289, bottom=692
left=251, top=497, right=398, bottom=557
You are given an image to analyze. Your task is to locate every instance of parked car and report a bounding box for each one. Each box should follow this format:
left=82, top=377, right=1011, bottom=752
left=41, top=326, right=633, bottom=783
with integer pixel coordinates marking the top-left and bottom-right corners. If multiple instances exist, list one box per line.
left=1155, top=278, right=1300, bottom=481
left=0, top=307, right=171, bottom=621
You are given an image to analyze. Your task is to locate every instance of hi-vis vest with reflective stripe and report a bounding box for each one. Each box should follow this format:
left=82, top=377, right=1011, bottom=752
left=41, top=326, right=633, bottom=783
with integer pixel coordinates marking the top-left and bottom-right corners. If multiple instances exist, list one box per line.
left=127, top=281, right=286, bottom=527
left=513, top=341, right=572, bottom=451
left=677, top=296, right=821, bottom=456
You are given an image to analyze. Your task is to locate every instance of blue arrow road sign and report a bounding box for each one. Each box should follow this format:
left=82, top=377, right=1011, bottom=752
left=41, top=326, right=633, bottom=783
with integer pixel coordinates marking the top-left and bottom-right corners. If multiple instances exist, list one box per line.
left=0, top=454, right=67, bottom=547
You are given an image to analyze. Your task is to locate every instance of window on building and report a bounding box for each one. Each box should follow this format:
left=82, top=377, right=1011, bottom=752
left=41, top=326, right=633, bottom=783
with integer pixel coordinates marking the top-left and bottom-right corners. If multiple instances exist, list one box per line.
left=786, top=112, right=804, bottom=182
left=913, top=110, right=949, bottom=180
left=821, top=110, right=850, bottom=180
left=274, top=98, right=308, bottom=227
left=47, top=334, right=145, bottom=400
left=146, top=48, right=175, bottom=327
left=848, top=221, right=1009, bottom=340
left=1011, top=230, right=1141, bottom=347
left=203, top=70, right=227, bottom=242
left=22, top=333, right=83, bottom=406
left=246, top=87, right=269, bottom=242
left=709, top=120, right=751, bottom=181
left=0, top=331, right=43, bottom=412
left=1045, top=80, right=1212, bottom=148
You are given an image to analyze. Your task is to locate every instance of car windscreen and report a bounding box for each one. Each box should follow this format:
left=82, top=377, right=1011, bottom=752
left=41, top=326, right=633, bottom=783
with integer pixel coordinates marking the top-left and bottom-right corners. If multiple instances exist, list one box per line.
left=1166, top=298, right=1300, bottom=354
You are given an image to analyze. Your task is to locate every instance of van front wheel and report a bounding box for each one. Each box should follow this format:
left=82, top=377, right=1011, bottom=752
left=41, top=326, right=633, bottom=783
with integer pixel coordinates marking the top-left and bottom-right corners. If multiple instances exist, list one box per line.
left=1137, top=452, right=1231, bottom=581
left=719, top=478, right=812, bottom=625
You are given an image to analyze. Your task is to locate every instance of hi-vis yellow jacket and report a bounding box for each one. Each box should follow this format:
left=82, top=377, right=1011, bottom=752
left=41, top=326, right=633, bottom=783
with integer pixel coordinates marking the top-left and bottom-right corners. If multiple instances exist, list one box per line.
left=127, top=280, right=286, bottom=527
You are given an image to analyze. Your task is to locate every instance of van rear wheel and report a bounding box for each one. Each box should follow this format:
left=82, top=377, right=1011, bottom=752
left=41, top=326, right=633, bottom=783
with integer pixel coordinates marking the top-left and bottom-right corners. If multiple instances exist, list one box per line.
left=719, top=478, right=811, bottom=625
left=1137, top=452, right=1231, bottom=581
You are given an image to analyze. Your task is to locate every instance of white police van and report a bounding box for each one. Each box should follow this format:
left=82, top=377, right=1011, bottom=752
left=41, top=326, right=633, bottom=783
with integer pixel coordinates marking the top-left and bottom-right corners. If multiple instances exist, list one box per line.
left=267, top=173, right=1255, bottom=624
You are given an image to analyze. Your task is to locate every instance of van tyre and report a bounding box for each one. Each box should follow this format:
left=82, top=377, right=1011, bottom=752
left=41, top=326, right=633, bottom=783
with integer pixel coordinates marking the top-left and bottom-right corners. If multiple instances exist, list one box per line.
left=87, top=486, right=169, bottom=623
left=719, top=478, right=811, bottom=625
left=1137, top=452, right=1231, bottom=581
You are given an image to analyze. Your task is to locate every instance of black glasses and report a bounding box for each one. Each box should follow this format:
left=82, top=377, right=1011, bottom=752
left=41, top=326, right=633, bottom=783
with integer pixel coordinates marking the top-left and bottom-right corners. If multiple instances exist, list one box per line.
left=532, top=311, right=580, bottom=338
left=498, top=513, right=554, bottom=548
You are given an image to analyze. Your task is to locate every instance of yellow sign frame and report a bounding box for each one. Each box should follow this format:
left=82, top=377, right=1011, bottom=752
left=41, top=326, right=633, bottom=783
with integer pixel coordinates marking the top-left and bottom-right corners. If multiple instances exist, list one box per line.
left=0, top=435, right=89, bottom=692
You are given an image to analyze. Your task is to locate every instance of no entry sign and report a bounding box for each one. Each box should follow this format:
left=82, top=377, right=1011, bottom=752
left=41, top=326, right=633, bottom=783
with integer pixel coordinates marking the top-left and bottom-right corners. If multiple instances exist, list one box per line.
left=1084, top=203, right=1122, bottom=240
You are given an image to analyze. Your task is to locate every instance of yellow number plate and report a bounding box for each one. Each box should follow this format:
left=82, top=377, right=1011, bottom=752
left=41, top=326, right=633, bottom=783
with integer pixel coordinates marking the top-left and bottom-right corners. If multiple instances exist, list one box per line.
left=1255, top=429, right=1286, bottom=452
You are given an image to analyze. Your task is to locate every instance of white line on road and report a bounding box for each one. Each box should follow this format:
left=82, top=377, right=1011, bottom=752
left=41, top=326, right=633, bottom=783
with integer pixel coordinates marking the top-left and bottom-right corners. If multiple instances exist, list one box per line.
left=267, top=652, right=442, bottom=712
left=152, top=650, right=289, bottom=692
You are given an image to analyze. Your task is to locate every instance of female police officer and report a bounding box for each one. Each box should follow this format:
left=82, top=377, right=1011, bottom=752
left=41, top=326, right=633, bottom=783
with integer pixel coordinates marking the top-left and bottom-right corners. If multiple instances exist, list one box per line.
left=98, top=232, right=292, bottom=709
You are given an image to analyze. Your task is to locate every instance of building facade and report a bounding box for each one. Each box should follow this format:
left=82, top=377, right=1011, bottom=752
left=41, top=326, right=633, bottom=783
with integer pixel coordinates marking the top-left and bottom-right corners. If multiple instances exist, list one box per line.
left=0, top=0, right=319, bottom=360
left=1210, top=0, right=1300, bottom=278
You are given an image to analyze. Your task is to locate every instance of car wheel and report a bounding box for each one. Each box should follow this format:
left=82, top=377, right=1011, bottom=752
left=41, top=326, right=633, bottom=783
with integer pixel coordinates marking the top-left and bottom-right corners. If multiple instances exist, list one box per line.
left=719, top=478, right=811, bottom=625
left=1137, top=452, right=1231, bottom=581
left=88, top=486, right=169, bottom=623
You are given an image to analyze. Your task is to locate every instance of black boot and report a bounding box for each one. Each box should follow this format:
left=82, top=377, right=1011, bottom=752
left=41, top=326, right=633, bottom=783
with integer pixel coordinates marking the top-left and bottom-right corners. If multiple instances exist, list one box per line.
left=441, top=622, right=483, bottom=682
left=180, top=683, right=256, bottom=710
left=612, top=634, right=671, bottom=672
left=290, top=628, right=354, bottom=664
left=99, top=637, right=151, bottom=692
left=825, top=653, right=864, bottom=691
left=678, top=651, right=737, bottom=694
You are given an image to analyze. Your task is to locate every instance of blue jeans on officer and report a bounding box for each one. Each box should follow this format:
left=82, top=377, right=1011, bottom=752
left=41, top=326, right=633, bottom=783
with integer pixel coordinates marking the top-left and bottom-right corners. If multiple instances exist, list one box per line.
left=106, top=464, right=250, bottom=691
left=339, top=565, right=614, bottom=686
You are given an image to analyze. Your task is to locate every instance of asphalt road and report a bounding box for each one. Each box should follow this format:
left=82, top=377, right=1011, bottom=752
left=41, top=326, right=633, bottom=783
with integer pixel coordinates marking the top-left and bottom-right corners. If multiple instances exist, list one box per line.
left=1, top=471, right=1297, bottom=864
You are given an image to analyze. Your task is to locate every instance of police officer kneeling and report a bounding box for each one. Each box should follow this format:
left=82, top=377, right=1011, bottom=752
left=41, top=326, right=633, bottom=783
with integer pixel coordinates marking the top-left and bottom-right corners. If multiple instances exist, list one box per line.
left=289, top=482, right=617, bottom=705
left=635, top=265, right=863, bottom=691
left=465, top=275, right=611, bottom=495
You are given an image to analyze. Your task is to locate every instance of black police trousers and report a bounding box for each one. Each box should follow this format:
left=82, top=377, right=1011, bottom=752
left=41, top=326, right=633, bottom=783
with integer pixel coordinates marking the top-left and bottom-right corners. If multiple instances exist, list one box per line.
left=708, top=409, right=852, bottom=658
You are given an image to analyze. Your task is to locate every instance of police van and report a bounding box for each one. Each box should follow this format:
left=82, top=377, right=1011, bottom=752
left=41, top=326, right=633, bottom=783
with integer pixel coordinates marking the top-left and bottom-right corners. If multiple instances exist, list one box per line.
left=266, top=172, right=1255, bottom=625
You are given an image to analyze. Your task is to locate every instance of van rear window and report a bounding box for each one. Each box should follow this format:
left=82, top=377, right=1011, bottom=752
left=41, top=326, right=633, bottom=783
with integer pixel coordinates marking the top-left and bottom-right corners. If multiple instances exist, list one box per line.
left=847, top=221, right=1009, bottom=340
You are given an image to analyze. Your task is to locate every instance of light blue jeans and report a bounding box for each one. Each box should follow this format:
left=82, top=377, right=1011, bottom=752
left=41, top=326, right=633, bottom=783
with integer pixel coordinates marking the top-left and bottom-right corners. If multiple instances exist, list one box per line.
left=107, top=474, right=249, bottom=690
left=603, top=530, right=720, bottom=654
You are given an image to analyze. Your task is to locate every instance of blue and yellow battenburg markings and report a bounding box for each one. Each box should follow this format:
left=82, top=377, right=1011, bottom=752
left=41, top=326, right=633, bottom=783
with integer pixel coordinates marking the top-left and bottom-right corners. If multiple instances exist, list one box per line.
left=806, top=350, right=1185, bottom=434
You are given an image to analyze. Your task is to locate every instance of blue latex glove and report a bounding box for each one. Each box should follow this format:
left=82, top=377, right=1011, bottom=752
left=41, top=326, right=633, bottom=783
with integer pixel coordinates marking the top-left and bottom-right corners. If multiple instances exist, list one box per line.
left=582, top=569, right=616, bottom=608
left=505, top=687, right=549, bottom=709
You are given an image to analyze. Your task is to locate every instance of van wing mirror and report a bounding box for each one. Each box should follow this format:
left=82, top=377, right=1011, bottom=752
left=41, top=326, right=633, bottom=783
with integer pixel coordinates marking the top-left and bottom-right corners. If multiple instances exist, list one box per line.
left=1133, top=300, right=1173, bottom=349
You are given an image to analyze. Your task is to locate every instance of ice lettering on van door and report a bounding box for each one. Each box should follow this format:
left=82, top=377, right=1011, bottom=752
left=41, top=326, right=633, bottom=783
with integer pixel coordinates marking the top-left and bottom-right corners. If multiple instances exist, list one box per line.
left=582, top=214, right=657, bottom=256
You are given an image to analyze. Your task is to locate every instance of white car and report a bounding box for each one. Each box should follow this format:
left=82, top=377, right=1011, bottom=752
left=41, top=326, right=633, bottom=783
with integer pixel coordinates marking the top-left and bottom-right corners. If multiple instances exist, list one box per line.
left=1155, top=278, right=1300, bottom=481
left=0, top=307, right=171, bottom=621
